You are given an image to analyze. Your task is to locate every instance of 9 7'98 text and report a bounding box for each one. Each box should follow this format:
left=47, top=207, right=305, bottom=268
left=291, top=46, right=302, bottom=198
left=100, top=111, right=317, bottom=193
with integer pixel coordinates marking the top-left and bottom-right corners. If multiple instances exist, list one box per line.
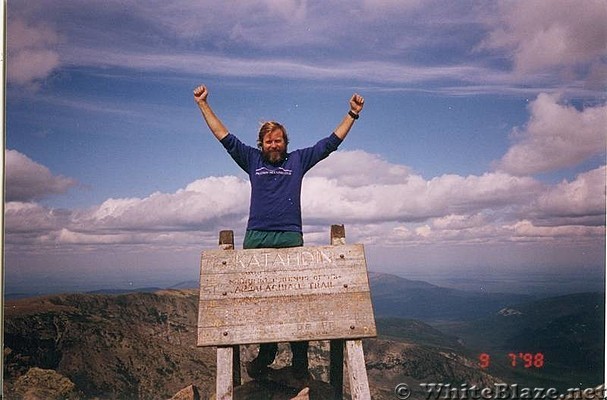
left=479, top=352, right=544, bottom=368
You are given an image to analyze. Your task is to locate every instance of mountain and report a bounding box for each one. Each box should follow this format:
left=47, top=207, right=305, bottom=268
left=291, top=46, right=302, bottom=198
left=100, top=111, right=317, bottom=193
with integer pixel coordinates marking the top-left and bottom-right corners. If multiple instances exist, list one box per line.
left=4, top=290, right=217, bottom=399
left=368, top=272, right=535, bottom=321
left=4, top=273, right=602, bottom=398
left=85, top=287, right=163, bottom=295
left=4, top=290, right=502, bottom=399
left=432, top=292, right=605, bottom=390
left=164, top=272, right=536, bottom=321
left=375, top=318, right=463, bottom=349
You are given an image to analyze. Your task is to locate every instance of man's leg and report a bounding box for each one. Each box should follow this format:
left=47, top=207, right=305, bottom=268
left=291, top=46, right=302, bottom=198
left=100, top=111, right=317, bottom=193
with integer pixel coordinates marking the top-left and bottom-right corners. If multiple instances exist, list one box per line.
left=244, top=230, right=305, bottom=378
left=257, top=343, right=279, bottom=365
left=247, top=342, right=278, bottom=379
left=290, top=341, right=309, bottom=378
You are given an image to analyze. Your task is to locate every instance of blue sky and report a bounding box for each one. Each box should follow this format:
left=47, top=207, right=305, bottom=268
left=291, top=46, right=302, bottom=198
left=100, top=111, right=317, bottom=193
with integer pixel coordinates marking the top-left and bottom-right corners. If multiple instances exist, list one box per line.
left=4, top=0, right=607, bottom=295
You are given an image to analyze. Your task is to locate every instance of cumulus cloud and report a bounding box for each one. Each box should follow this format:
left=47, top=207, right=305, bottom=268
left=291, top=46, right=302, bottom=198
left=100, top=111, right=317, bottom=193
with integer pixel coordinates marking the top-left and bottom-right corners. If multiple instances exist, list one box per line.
left=533, top=166, right=606, bottom=225
left=4, top=201, right=71, bottom=235
left=495, top=93, right=607, bottom=176
left=4, top=148, right=604, bottom=254
left=304, top=152, right=542, bottom=224
left=7, top=18, right=61, bottom=85
left=306, top=150, right=411, bottom=186
left=4, top=174, right=250, bottom=248
left=74, top=176, right=250, bottom=233
left=481, top=0, right=607, bottom=81
left=5, top=149, right=77, bottom=202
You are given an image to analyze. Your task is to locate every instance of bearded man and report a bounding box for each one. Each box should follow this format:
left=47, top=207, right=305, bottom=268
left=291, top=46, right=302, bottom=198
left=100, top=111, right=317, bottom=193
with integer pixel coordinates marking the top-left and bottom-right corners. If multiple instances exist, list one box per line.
left=193, top=84, right=364, bottom=380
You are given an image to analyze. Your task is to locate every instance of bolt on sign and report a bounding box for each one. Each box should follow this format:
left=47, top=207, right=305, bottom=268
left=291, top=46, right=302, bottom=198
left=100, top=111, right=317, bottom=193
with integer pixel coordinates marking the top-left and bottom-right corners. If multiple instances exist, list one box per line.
left=197, top=244, right=377, bottom=346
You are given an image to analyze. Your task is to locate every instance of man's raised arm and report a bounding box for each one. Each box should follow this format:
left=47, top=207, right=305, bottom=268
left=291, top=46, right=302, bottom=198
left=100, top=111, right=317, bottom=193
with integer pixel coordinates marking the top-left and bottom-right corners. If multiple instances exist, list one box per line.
left=333, top=93, right=365, bottom=140
left=193, top=85, right=229, bottom=141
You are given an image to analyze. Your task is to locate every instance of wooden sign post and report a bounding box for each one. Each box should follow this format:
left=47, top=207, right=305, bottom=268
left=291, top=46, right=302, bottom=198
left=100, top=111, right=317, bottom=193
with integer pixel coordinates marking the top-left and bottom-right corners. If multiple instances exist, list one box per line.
left=198, top=225, right=376, bottom=399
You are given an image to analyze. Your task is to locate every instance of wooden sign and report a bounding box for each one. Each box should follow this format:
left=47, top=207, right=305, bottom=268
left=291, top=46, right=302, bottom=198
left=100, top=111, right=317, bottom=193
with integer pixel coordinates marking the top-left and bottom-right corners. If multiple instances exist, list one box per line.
left=197, top=244, right=377, bottom=346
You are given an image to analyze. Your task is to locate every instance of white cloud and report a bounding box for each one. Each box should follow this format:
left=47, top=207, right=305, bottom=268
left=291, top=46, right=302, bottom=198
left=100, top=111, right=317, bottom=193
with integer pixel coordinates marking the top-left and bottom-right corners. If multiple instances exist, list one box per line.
left=482, top=0, right=607, bottom=78
left=496, top=93, right=607, bottom=175
left=361, top=0, right=423, bottom=12
left=4, top=174, right=250, bottom=248
left=533, top=166, right=606, bottom=224
left=431, top=213, right=487, bottom=230
left=4, top=202, right=70, bottom=235
left=303, top=155, right=542, bottom=224
left=71, top=176, right=250, bottom=233
left=4, top=148, right=604, bottom=258
left=8, top=0, right=604, bottom=96
left=132, top=1, right=310, bottom=44
left=306, top=150, right=411, bottom=186
left=61, top=47, right=497, bottom=87
left=510, top=220, right=604, bottom=239
left=7, top=18, right=61, bottom=85
left=5, top=149, right=77, bottom=202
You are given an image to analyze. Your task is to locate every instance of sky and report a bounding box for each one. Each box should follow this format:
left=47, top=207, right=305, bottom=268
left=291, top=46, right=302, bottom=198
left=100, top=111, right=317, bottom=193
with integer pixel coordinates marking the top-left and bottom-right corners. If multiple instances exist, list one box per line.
left=3, top=0, right=607, bottom=295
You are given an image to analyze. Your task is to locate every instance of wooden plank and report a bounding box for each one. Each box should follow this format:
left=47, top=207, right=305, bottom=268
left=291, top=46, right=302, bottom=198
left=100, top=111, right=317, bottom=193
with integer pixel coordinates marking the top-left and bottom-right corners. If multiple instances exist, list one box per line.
left=199, top=245, right=369, bottom=301
left=198, top=292, right=376, bottom=346
left=216, top=347, right=233, bottom=400
left=200, top=244, right=365, bottom=275
left=198, top=244, right=376, bottom=346
left=199, top=264, right=371, bottom=300
left=345, top=340, right=371, bottom=400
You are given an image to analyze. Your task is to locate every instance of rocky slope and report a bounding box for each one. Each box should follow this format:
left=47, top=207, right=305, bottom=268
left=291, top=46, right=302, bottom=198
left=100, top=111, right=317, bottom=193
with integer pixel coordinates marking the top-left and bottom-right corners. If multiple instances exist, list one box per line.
left=4, top=290, right=502, bottom=399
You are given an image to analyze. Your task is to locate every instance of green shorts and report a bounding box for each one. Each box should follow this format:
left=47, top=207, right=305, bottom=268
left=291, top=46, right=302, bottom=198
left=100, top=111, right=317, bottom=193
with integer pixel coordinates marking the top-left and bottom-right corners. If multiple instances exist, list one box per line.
left=243, top=230, right=304, bottom=249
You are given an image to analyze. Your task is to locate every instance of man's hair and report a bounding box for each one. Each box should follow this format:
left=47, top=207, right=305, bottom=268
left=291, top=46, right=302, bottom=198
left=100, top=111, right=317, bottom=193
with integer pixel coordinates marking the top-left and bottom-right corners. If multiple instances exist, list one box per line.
left=257, top=121, right=289, bottom=149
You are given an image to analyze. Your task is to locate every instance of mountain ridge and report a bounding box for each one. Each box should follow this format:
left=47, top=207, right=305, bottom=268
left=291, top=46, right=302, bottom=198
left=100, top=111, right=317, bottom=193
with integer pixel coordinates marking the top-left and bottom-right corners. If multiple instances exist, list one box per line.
left=82, top=271, right=536, bottom=321
left=4, top=289, right=502, bottom=399
left=4, top=273, right=602, bottom=398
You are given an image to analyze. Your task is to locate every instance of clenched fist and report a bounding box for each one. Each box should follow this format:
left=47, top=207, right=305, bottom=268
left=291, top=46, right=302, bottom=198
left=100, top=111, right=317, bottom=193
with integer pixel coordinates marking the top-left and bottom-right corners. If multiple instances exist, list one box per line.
left=193, top=85, right=209, bottom=104
left=350, top=93, right=365, bottom=114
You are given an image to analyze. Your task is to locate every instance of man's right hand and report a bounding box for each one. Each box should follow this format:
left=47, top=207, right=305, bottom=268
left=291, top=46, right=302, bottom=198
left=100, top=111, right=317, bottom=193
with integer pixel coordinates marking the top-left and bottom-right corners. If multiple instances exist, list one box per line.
left=193, top=85, right=209, bottom=104
left=193, top=84, right=229, bottom=141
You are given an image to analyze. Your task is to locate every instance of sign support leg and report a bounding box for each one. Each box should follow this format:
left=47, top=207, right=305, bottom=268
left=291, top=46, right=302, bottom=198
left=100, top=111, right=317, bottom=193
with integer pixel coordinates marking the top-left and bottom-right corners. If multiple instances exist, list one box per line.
left=345, top=339, right=371, bottom=400
left=216, top=347, right=234, bottom=400
left=215, top=230, right=239, bottom=400
left=329, top=224, right=347, bottom=399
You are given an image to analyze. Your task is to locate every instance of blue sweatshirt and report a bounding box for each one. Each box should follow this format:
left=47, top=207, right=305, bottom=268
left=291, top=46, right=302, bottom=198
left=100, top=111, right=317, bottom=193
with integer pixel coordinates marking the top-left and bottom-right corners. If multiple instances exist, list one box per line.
left=220, top=132, right=342, bottom=233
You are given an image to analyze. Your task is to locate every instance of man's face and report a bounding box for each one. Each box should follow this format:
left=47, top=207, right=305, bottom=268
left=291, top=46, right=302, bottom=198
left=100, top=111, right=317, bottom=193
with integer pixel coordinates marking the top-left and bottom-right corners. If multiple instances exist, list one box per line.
left=261, top=129, right=287, bottom=164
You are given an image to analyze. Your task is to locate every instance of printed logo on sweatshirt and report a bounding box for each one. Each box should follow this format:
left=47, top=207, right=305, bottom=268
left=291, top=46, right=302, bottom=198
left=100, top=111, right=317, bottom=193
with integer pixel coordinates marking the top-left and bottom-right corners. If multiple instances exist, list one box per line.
left=255, top=167, right=293, bottom=176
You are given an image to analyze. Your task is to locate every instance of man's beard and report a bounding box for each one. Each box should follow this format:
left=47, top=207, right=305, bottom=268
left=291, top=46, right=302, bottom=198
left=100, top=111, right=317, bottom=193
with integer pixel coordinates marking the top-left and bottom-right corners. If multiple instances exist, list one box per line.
left=262, top=149, right=287, bottom=164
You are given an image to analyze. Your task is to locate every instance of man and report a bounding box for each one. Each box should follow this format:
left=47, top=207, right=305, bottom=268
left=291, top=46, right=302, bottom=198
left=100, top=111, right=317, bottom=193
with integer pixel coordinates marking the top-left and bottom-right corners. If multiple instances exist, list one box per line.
left=193, top=84, right=364, bottom=380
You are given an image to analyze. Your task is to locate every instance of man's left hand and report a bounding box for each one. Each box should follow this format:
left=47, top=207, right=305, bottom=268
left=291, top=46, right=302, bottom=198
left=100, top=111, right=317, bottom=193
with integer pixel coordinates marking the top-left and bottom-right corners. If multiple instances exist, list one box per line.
left=350, top=94, right=365, bottom=114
